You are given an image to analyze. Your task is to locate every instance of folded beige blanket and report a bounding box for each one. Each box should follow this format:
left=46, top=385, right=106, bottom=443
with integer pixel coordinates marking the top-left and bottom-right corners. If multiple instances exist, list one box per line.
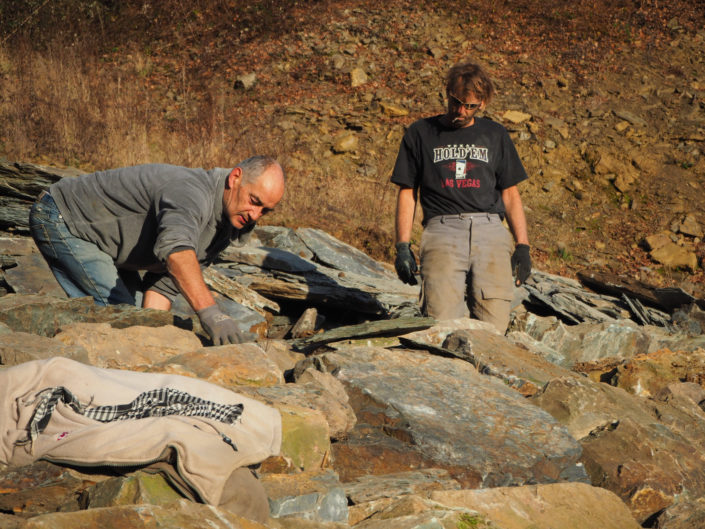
left=0, top=357, right=281, bottom=506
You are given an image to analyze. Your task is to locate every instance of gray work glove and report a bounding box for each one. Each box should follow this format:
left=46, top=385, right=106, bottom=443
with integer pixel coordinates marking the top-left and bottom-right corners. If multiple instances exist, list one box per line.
left=511, top=244, right=531, bottom=286
left=394, top=242, right=418, bottom=285
left=197, top=305, right=246, bottom=345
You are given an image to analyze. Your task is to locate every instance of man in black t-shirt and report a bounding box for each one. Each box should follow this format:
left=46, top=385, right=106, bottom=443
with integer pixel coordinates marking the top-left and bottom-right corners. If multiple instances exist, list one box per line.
left=391, top=61, right=531, bottom=333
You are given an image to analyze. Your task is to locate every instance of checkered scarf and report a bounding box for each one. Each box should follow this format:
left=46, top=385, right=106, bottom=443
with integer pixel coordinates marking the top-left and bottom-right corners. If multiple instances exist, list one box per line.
left=19, top=386, right=244, bottom=451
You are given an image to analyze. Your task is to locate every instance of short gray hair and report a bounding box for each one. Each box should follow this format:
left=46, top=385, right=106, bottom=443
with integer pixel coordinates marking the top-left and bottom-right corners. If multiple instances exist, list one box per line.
left=236, top=155, right=281, bottom=185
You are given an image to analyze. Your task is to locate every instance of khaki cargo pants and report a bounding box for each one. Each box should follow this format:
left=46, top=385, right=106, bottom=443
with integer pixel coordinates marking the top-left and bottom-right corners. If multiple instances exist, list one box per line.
left=419, top=213, right=514, bottom=333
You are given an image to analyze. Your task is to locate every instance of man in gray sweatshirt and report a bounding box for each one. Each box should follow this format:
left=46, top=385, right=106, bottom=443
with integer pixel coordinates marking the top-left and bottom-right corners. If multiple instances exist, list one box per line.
left=29, top=156, right=285, bottom=345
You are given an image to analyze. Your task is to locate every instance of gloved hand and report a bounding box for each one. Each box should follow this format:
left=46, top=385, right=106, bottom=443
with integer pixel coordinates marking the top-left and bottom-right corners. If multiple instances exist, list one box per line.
left=511, top=244, right=531, bottom=286
left=395, top=242, right=418, bottom=285
left=197, top=305, right=246, bottom=345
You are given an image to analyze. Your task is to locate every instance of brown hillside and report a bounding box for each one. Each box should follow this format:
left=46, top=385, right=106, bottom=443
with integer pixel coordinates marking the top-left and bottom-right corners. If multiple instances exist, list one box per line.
left=1, top=0, right=704, bottom=295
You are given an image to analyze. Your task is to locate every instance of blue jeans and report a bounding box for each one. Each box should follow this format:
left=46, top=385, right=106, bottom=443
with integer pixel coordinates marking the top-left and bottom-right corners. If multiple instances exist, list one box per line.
left=29, top=191, right=143, bottom=306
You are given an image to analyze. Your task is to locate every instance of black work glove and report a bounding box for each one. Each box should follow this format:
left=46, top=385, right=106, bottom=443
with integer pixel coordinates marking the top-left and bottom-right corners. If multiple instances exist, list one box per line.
left=197, top=305, right=246, bottom=345
left=511, top=244, right=531, bottom=286
left=395, top=242, right=418, bottom=285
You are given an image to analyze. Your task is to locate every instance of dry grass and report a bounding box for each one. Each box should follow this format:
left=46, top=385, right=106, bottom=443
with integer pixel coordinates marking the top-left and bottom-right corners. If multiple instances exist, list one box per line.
left=0, top=43, right=255, bottom=169
left=0, top=40, right=400, bottom=261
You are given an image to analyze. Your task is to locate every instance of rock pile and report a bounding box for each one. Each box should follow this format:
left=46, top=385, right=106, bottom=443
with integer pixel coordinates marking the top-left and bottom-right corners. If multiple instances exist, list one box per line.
left=1, top=164, right=705, bottom=528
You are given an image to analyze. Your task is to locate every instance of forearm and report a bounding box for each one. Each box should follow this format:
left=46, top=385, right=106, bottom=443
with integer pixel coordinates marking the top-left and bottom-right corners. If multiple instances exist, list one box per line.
left=395, top=187, right=417, bottom=243
left=502, top=186, right=529, bottom=245
left=165, top=248, right=216, bottom=312
left=142, top=289, right=172, bottom=310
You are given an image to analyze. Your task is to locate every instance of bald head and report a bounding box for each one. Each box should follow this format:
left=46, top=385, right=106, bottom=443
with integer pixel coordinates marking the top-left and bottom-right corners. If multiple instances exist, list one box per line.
left=224, top=156, right=285, bottom=228
left=236, top=155, right=284, bottom=185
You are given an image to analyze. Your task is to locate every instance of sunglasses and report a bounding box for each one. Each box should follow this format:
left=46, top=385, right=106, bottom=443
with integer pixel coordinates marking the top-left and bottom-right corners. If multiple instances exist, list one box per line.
left=449, top=93, right=482, bottom=111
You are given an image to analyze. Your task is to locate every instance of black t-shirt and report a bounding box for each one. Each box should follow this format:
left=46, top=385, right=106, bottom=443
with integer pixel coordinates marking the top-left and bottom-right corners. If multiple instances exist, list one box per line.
left=391, top=115, right=528, bottom=223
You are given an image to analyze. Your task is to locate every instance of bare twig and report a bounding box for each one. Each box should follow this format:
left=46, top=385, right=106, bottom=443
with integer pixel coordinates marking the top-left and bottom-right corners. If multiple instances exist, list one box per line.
left=1, top=0, right=53, bottom=46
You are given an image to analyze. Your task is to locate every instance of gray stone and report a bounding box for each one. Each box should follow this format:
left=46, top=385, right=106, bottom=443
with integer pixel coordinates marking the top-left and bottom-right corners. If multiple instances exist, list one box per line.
left=400, top=317, right=500, bottom=345
left=54, top=322, right=203, bottom=370
left=576, top=268, right=698, bottom=313
left=262, top=470, right=349, bottom=524
left=218, top=248, right=417, bottom=318
left=314, top=346, right=584, bottom=488
left=531, top=376, right=705, bottom=523
left=219, top=245, right=317, bottom=274
left=0, top=331, right=89, bottom=366
left=354, top=503, right=497, bottom=529
left=522, top=276, right=622, bottom=325
left=3, top=253, right=66, bottom=298
left=242, top=377, right=356, bottom=439
left=226, top=268, right=389, bottom=315
left=342, top=469, right=461, bottom=504
left=0, top=235, right=37, bottom=255
left=516, top=312, right=705, bottom=367
left=19, top=499, right=269, bottom=528
left=203, top=266, right=280, bottom=315
left=0, top=461, right=86, bottom=518
left=290, top=308, right=320, bottom=339
left=405, top=322, right=576, bottom=397
left=511, top=313, right=652, bottom=367
left=0, top=160, right=74, bottom=233
left=234, top=72, right=257, bottom=90
left=655, top=496, right=705, bottom=529
left=0, top=513, right=24, bottom=528
left=439, top=328, right=579, bottom=396
left=252, top=226, right=315, bottom=260
left=295, top=228, right=392, bottom=279
left=650, top=242, right=699, bottom=271
left=292, top=316, right=435, bottom=353
left=614, top=109, right=648, bottom=127
left=87, top=471, right=183, bottom=508
left=332, top=132, right=358, bottom=153
left=676, top=213, right=703, bottom=238
left=0, top=295, right=176, bottom=337
left=431, top=482, right=641, bottom=529
left=350, top=67, right=368, bottom=87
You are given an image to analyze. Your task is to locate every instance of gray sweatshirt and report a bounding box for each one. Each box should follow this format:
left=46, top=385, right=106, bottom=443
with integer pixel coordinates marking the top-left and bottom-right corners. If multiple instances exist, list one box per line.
left=49, top=164, right=253, bottom=300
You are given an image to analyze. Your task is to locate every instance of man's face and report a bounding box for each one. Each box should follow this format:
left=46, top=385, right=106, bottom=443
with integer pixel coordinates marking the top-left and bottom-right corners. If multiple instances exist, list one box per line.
left=224, top=164, right=285, bottom=229
left=446, top=90, right=485, bottom=129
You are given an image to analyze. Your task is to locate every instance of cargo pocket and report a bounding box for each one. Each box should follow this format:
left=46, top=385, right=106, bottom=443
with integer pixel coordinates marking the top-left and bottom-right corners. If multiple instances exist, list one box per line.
left=480, top=285, right=513, bottom=301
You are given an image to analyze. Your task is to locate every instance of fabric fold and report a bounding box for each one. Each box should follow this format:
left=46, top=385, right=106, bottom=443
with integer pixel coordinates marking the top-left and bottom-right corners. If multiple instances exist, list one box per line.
left=0, top=357, right=282, bottom=506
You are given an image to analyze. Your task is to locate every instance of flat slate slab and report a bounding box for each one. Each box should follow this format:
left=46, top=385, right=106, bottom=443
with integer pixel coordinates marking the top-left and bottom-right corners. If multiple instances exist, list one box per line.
left=296, top=227, right=393, bottom=279
left=4, top=254, right=66, bottom=298
left=312, top=346, right=586, bottom=489
left=292, top=316, right=436, bottom=352
left=0, top=294, right=177, bottom=337
left=252, top=225, right=314, bottom=260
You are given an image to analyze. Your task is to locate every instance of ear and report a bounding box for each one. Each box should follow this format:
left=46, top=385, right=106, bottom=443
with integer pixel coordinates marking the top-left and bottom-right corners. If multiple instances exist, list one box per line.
left=227, top=167, right=243, bottom=189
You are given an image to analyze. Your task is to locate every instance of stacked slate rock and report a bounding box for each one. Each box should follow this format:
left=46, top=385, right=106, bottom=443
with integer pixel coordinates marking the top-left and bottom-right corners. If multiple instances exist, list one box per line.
left=1, top=159, right=705, bottom=528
